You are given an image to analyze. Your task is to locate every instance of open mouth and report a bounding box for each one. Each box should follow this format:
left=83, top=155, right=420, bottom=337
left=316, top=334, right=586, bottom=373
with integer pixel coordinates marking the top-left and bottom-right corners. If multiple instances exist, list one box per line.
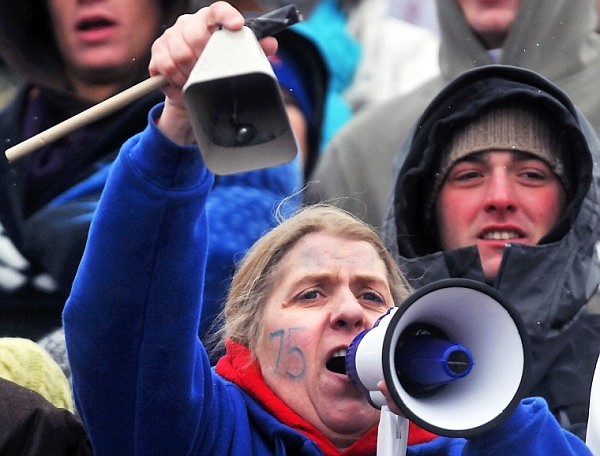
left=77, top=18, right=115, bottom=32
left=326, top=348, right=347, bottom=375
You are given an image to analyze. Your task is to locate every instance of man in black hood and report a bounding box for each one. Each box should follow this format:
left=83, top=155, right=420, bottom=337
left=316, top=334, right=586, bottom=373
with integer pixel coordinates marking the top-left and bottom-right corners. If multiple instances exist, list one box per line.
left=381, top=64, right=600, bottom=440
left=0, top=0, right=193, bottom=339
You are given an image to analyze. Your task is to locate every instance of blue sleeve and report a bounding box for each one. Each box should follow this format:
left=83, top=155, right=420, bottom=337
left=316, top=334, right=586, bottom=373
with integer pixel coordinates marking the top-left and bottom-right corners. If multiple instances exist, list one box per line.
left=63, top=105, right=218, bottom=456
left=409, top=397, right=592, bottom=455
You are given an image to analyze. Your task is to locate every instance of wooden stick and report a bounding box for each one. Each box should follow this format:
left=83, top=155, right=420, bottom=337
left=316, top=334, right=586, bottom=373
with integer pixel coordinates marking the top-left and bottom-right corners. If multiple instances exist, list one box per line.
left=5, top=74, right=167, bottom=161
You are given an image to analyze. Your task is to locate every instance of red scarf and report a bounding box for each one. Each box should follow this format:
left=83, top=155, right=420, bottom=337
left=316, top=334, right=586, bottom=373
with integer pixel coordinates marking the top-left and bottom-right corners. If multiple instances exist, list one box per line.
left=215, top=340, right=437, bottom=455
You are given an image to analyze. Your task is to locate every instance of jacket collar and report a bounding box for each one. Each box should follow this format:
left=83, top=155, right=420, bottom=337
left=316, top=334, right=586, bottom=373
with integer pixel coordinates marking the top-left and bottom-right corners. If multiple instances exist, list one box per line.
left=215, top=340, right=436, bottom=455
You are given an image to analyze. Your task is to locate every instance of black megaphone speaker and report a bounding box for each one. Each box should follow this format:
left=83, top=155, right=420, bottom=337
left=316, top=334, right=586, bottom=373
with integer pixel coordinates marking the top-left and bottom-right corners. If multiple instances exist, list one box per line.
left=346, top=278, right=531, bottom=437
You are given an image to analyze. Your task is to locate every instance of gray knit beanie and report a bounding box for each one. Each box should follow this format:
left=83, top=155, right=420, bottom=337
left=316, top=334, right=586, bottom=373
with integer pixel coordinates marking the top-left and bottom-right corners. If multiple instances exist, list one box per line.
left=427, top=103, right=568, bottom=218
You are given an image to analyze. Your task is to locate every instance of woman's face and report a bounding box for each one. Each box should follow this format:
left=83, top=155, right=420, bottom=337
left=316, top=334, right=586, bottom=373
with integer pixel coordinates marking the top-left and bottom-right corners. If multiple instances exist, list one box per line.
left=255, top=231, right=394, bottom=449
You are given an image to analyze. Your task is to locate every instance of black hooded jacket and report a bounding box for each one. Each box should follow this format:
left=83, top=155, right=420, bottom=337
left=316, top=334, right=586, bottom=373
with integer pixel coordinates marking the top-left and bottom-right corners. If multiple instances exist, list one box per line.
left=382, top=65, right=600, bottom=439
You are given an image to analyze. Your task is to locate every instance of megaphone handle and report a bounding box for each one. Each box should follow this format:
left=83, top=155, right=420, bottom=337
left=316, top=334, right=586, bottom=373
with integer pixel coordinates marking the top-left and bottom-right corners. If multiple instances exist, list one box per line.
left=377, top=406, right=408, bottom=456
left=5, top=75, right=167, bottom=161
left=586, top=354, right=600, bottom=453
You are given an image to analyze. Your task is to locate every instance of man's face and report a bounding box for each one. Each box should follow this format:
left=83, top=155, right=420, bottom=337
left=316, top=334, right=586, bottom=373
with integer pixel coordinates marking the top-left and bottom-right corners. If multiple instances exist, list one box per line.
left=255, top=231, right=394, bottom=449
left=436, top=150, right=566, bottom=282
left=457, top=0, right=522, bottom=48
left=47, top=0, right=162, bottom=89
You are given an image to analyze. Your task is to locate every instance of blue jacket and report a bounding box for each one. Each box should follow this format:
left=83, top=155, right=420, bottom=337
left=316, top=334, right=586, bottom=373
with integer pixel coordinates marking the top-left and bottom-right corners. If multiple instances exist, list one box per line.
left=63, top=105, right=591, bottom=456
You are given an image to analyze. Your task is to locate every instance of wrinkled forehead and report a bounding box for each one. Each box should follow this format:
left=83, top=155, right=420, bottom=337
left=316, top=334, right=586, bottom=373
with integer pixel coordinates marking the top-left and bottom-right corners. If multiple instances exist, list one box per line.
left=280, top=232, right=386, bottom=273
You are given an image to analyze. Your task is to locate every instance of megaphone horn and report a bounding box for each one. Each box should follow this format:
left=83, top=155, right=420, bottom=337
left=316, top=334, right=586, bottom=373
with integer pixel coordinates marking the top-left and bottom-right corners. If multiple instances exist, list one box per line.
left=346, top=278, right=531, bottom=438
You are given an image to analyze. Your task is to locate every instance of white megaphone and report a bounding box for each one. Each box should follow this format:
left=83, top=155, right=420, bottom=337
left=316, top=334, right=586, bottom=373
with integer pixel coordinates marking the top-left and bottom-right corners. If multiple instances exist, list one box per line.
left=182, top=6, right=300, bottom=175
left=346, top=278, right=530, bottom=438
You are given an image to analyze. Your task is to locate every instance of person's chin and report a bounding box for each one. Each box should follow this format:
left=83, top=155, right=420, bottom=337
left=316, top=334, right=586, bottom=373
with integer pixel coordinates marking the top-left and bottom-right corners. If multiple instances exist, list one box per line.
left=481, top=260, right=501, bottom=284
left=320, top=403, right=379, bottom=440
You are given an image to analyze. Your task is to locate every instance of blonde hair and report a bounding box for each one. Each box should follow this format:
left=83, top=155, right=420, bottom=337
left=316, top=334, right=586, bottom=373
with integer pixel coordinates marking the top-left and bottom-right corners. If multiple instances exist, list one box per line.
left=218, top=204, right=412, bottom=357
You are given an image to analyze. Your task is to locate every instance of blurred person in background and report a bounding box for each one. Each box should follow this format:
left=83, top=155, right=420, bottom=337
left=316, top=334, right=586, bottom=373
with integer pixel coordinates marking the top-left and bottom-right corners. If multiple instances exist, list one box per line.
left=0, top=0, right=194, bottom=339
